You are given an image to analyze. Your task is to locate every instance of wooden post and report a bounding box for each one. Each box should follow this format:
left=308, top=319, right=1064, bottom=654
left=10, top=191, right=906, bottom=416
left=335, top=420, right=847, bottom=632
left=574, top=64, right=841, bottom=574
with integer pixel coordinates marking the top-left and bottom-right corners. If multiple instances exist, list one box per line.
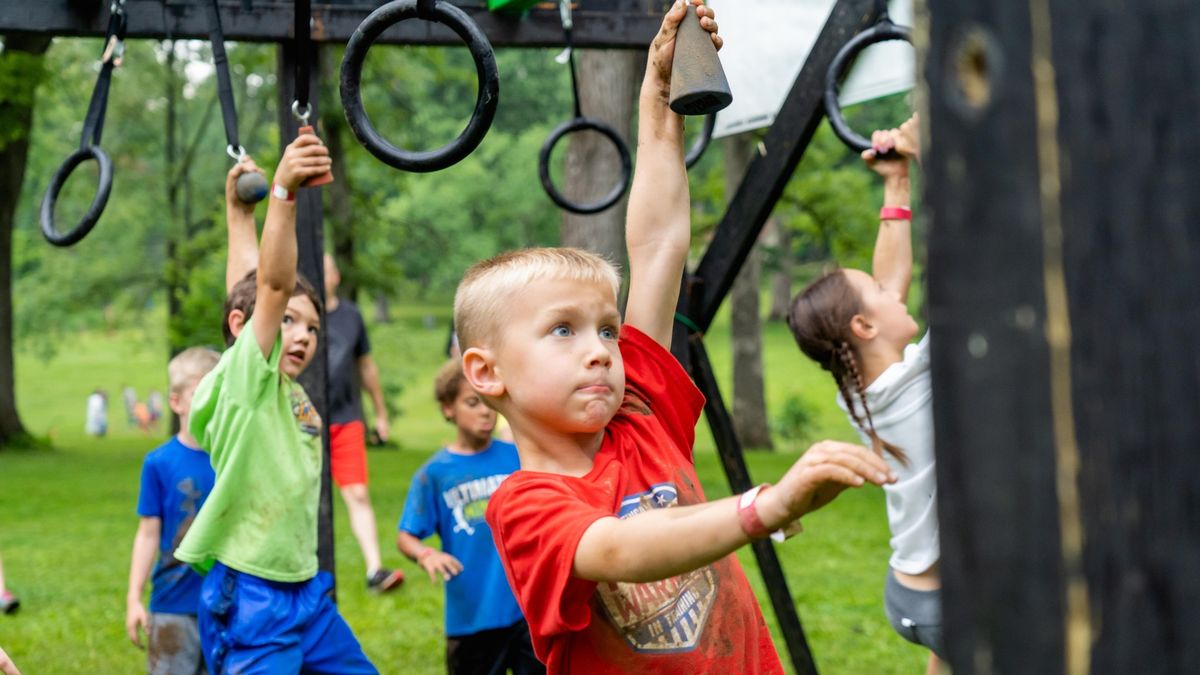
left=925, top=0, right=1200, bottom=671
left=277, top=41, right=336, bottom=581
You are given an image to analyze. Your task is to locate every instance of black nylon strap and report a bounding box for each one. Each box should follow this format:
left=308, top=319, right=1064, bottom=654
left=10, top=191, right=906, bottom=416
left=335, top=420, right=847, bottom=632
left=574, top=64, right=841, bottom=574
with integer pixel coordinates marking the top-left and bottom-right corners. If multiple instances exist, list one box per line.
left=206, top=0, right=241, bottom=154
left=79, top=7, right=126, bottom=150
left=294, top=0, right=311, bottom=113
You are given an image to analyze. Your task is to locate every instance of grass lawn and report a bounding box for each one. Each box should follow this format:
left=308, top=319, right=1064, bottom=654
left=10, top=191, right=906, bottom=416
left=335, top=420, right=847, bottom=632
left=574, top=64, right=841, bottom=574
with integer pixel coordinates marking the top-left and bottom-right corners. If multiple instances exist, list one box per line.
left=1, top=299, right=928, bottom=673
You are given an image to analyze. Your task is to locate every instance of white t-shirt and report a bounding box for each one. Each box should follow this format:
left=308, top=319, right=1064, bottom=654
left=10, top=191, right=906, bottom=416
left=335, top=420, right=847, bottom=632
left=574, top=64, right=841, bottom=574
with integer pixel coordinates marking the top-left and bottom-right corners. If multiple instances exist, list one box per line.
left=838, top=332, right=938, bottom=574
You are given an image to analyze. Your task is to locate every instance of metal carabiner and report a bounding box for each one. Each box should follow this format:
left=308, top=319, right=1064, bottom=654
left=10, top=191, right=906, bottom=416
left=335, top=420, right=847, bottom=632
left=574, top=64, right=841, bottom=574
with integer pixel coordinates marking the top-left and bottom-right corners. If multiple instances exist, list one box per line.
left=554, top=0, right=573, bottom=65
left=291, top=100, right=312, bottom=125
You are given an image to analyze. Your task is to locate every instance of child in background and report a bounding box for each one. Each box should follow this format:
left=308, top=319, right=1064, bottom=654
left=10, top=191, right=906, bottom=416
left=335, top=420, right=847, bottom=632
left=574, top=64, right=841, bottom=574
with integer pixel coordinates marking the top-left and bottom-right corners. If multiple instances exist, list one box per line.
left=174, top=137, right=376, bottom=673
left=396, top=360, right=542, bottom=675
left=125, top=347, right=221, bottom=675
left=456, top=3, right=895, bottom=672
left=85, top=388, right=108, bottom=437
left=785, top=115, right=943, bottom=666
left=0, top=554, right=18, bottom=615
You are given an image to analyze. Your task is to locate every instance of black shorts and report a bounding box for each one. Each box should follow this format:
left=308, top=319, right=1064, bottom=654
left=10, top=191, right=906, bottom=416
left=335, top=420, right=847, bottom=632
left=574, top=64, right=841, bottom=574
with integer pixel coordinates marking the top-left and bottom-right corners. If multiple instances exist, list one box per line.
left=445, top=619, right=545, bottom=675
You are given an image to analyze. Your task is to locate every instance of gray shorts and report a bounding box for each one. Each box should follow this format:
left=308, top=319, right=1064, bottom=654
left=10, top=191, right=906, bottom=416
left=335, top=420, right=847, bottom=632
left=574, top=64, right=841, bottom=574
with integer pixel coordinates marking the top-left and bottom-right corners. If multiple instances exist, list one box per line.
left=884, top=569, right=943, bottom=657
left=147, top=613, right=205, bottom=675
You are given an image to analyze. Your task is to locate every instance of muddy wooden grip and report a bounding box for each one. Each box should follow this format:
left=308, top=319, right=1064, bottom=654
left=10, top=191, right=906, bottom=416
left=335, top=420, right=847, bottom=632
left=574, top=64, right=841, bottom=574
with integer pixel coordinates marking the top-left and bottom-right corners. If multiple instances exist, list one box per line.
left=297, top=124, right=334, bottom=187
left=669, top=3, right=732, bottom=116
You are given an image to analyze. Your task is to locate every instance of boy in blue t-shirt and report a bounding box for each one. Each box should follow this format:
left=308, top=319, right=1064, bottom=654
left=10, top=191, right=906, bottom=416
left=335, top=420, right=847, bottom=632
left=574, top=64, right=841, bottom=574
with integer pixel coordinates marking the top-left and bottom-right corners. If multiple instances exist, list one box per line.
left=397, top=360, right=543, bottom=675
left=125, top=346, right=220, bottom=675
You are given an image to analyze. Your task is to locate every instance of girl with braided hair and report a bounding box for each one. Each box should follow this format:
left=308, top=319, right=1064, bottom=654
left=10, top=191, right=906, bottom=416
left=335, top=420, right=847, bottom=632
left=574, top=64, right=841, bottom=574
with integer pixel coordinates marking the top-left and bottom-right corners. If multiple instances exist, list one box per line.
left=787, top=115, right=944, bottom=667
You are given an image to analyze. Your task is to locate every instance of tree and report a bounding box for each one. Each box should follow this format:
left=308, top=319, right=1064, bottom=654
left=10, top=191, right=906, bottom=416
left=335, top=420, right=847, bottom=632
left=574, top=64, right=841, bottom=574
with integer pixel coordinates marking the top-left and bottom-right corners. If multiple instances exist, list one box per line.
left=724, top=133, right=772, bottom=449
left=0, top=34, right=51, bottom=447
left=559, top=49, right=639, bottom=267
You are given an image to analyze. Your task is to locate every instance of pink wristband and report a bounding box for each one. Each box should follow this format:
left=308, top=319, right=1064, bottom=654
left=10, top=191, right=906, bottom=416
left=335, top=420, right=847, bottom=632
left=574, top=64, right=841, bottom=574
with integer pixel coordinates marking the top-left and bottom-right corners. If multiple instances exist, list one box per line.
left=416, top=547, right=435, bottom=562
left=880, top=206, right=912, bottom=220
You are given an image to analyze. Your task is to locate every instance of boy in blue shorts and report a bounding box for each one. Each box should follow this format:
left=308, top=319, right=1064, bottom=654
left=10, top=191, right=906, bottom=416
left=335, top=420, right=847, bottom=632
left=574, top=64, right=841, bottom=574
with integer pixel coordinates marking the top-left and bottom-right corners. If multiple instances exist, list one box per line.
left=125, top=346, right=221, bottom=674
left=396, top=360, right=542, bottom=675
left=174, top=137, right=376, bottom=674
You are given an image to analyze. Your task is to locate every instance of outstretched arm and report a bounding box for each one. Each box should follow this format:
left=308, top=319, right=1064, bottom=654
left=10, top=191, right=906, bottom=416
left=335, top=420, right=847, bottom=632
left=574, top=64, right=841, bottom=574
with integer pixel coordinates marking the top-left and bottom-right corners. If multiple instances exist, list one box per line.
left=225, top=159, right=263, bottom=294
left=865, top=114, right=919, bottom=303
left=357, top=355, right=389, bottom=443
left=573, top=441, right=895, bottom=582
left=251, top=134, right=331, bottom=358
left=624, top=0, right=722, bottom=348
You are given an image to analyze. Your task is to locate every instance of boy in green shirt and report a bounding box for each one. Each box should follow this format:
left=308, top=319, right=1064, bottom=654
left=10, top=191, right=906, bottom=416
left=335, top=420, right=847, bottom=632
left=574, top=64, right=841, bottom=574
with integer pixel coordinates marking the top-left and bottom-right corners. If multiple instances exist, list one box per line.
left=174, top=135, right=376, bottom=673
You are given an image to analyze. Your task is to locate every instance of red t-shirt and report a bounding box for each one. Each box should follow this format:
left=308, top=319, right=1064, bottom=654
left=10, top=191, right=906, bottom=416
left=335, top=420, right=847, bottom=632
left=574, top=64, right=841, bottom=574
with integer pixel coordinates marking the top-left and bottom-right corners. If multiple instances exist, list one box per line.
left=486, top=325, right=784, bottom=674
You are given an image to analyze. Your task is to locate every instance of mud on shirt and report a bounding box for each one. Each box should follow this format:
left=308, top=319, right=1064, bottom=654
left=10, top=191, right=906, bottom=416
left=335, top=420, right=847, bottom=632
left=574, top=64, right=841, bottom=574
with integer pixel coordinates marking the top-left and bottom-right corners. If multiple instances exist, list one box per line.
left=486, top=325, right=784, bottom=674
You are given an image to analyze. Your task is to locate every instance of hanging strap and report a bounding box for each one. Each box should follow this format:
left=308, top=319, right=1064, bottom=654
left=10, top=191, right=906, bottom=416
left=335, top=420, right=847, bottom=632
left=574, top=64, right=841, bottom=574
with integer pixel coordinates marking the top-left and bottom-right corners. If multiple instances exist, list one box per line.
left=293, top=0, right=312, bottom=121
left=80, top=0, right=127, bottom=150
left=205, top=0, right=244, bottom=159
left=556, top=0, right=582, bottom=118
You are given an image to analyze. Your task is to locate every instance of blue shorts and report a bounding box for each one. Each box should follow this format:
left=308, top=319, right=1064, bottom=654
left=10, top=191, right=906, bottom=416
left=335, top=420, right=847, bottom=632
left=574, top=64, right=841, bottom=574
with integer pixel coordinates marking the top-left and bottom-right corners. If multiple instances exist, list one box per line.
left=198, top=562, right=377, bottom=675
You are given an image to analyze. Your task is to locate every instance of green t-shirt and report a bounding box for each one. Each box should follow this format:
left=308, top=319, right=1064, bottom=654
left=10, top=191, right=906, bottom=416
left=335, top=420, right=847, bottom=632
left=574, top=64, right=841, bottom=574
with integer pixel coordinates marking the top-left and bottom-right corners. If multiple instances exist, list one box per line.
left=175, top=326, right=323, bottom=582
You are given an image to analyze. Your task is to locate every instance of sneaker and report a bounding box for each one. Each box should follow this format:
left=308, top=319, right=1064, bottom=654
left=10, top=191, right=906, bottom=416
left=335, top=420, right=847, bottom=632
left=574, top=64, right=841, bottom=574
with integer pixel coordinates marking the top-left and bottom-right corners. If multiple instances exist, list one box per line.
left=366, top=568, right=404, bottom=594
left=0, top=591, right=19, bottom=615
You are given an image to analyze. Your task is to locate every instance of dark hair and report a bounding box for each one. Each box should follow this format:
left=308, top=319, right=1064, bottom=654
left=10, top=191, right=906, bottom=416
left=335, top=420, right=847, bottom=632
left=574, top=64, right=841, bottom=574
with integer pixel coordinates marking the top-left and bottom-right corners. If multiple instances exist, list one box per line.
left=786, top=269, right=907, bottom=463
left=222, top=269, right=324, bottom=347
left=434, top=359, right=466, bottom=409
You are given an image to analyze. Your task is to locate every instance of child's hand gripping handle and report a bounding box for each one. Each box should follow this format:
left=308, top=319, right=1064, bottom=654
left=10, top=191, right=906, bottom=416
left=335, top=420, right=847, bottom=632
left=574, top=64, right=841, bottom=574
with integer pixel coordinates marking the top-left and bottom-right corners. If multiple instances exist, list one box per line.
left=235, top=171, right=269, bottom=203
left=297, top=125, right=335, bottom=187
left=669, top=2, right=732, bottom=116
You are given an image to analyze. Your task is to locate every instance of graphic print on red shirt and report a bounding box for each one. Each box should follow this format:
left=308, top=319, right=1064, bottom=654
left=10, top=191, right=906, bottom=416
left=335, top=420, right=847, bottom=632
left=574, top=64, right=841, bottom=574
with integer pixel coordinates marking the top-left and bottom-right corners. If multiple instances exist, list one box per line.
left=487, top=325, right=784, bottom=674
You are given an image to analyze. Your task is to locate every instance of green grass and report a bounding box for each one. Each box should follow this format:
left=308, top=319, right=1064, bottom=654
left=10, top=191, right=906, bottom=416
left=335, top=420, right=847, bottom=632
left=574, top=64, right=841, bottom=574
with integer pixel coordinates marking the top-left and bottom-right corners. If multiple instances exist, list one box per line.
left=1, top=299, right=927, bottom=673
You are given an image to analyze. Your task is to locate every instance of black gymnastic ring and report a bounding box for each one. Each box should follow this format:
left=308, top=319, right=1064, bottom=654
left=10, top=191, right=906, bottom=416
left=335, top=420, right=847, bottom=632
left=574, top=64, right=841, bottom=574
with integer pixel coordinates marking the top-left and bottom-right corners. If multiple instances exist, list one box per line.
left=538, top=117, right=632, bottom=215
left=40, top=146, right=114, bottom=247
left=340, top=0, right=499, bottom=173
left=684, top=113, right=716, bottom=169
left=823, top=21, right=912, bottom=153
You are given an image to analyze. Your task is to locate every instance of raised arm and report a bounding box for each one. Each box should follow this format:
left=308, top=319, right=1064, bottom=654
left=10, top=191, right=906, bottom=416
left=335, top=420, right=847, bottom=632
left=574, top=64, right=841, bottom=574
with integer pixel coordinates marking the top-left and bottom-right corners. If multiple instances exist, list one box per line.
left=225, top=159, right=263, bottom=294
left=865, top=115, right=920, bottom=303
left=573, top=440, right=895, bottom=582
left=251, top=134, right=331, bottom=358
left=624, top=0, right=721, bottom=348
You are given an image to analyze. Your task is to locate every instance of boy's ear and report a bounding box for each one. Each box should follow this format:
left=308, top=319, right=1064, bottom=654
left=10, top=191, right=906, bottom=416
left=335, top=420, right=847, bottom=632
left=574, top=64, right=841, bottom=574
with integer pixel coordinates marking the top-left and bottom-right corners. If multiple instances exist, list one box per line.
left=440, top=401, right=455, bottom=422
left=168, top=391, right=186, bottom=416
left=849, top=313, right=877, bottom=341
left=227, top=309, right=247, bottom=339
left=462, top=347, right=505, bottom=399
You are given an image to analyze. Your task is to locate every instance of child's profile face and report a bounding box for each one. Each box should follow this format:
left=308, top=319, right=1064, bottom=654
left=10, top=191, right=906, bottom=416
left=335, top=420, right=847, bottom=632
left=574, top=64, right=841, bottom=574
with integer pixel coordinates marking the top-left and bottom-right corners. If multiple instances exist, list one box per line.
left=843, top=269, right=919, bottom=347
left=280, top=295, right=321, bottom=379
left=494, top=277, right=625, bottom=436
left=444, top=379, right=496, bottom=446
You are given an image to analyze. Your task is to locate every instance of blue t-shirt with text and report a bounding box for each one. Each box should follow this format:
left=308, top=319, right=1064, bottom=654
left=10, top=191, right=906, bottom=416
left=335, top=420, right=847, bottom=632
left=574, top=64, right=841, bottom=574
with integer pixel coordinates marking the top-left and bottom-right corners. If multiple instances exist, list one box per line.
left=136, top=435, right=215, bottom=614
left=399, top=440, right=524, bottom=637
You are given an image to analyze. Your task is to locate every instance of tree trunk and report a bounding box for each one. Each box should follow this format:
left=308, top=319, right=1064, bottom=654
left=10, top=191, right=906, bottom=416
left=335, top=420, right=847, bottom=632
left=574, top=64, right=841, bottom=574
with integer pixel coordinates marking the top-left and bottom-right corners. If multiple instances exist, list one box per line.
left=560, top=49, right=638, bottom=272
left=766, top=218, right=793, bottom=321
left=321, top=46, right=356, bottom=302
left=0, top=34, right=51, bottom=447
left=726, top=133, right=772, bottom=450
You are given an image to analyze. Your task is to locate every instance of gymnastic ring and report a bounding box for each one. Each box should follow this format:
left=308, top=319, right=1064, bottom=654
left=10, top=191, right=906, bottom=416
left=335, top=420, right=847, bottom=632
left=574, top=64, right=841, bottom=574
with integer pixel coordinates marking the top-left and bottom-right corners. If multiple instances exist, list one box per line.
left=823, top=20, right=912, bottom=153
left=40, top=145, right=114, bottom=247
left=538, top=117, right=632, bottom=215
left=684, top=113, right=716, bottom=169
left=340, top=0, right=499, bottom=173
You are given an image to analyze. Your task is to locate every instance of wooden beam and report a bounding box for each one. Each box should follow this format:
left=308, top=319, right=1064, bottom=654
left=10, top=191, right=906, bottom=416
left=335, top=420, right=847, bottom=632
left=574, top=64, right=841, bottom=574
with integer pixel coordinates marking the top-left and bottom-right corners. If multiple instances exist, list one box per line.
left=0, top=0, right=661, bottom=48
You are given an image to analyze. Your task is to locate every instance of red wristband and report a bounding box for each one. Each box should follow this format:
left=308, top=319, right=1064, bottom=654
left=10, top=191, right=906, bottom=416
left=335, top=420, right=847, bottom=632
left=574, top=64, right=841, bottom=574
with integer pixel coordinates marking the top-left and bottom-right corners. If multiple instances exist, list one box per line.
left=880, top=206, right=912, bottom=220
left=737, top=484, right=775, bottom=540
left=415, top=547, right=435, bottom=562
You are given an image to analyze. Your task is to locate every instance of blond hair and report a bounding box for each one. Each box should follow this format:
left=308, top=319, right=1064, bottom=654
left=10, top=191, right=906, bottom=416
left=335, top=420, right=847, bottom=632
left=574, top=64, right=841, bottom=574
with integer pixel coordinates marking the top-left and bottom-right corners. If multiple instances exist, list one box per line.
left=168, top=346, right=221, bottom=395
left=453, top=247, right=621, bottom=349
left=434, top=359, right=466, bottom=407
